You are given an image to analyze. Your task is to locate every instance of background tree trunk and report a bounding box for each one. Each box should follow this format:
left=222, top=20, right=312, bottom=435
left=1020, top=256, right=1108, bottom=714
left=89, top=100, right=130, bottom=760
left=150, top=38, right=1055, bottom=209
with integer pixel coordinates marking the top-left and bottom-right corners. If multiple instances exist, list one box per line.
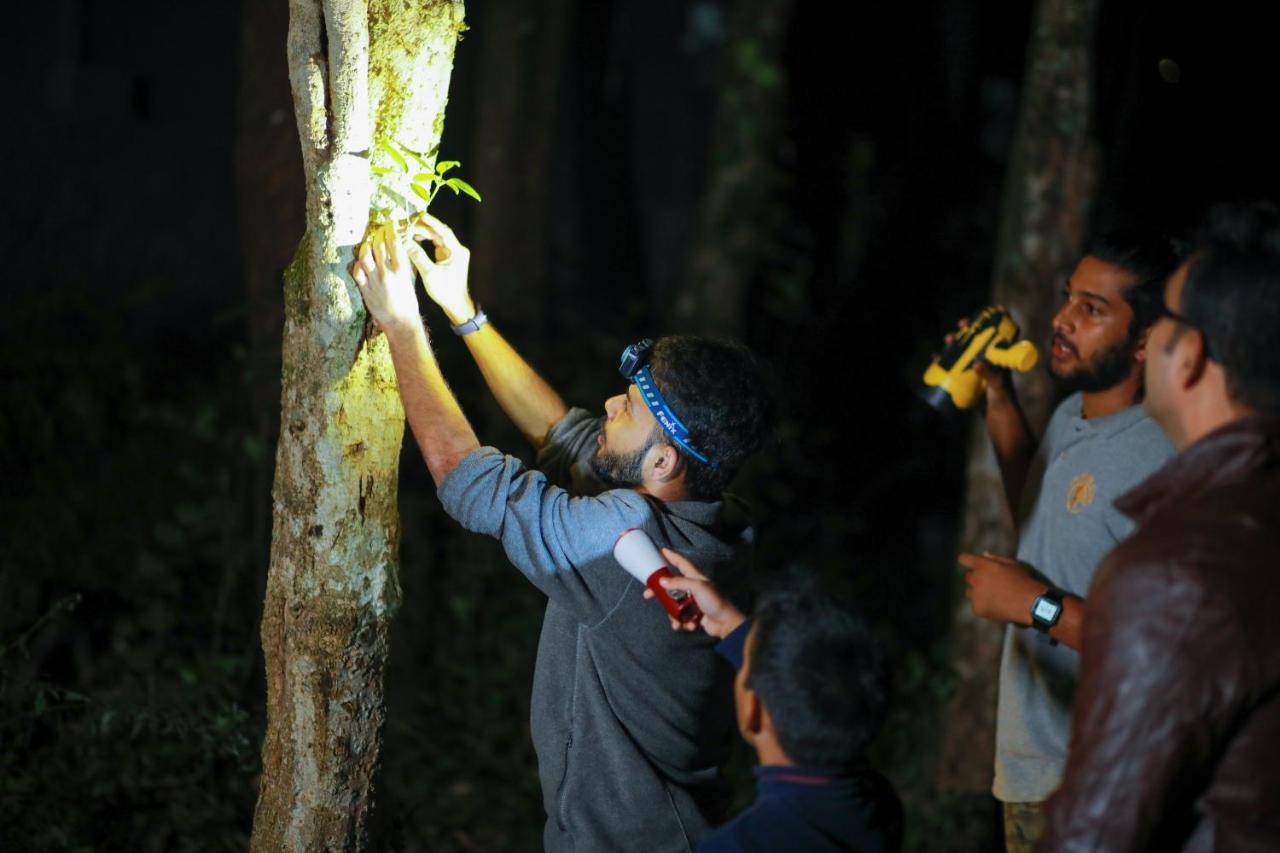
left=465, top=0, right=573, bottom=338
left=251, top=2, right=465, bottom=849
left=935, top=0, right=1101, bottom=801
left=676, top=0, right=796, bottom=338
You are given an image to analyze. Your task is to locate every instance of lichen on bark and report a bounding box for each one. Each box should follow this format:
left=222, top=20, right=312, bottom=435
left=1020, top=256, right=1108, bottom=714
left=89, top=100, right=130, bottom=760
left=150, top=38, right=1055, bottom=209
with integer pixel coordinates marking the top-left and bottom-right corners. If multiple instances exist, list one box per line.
left=368, top=0, right=466, bottom=158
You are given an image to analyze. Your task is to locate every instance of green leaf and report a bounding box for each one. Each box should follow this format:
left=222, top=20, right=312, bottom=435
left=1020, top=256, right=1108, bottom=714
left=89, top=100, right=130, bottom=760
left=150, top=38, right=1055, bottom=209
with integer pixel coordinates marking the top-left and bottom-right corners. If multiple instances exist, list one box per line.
left=410, top=183, right=433, bottom=203
left=446, top=177, right=482, bottom=202
left=435, top=160, right=460, bottom=175
left=379, top=186, right=410, bottom=209
left=402, top=147, right=432, bottom=171
left=378, top=140, right=407, bottom=171
left=370, top=166, right=393, bottom=176
left=412, top=172, right=435, bottom=183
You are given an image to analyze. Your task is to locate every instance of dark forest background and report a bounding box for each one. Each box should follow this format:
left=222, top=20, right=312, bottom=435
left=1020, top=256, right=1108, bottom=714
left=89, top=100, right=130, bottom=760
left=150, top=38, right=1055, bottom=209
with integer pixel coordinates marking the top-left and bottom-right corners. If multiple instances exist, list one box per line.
left=2, top=1, right=1277, bottom=850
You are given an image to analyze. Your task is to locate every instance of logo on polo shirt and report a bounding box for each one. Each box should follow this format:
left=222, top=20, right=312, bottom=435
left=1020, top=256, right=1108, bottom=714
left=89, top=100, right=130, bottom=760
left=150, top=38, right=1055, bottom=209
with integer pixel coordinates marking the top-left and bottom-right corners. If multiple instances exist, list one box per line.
left=1066, top=472, right=1096, bottom=513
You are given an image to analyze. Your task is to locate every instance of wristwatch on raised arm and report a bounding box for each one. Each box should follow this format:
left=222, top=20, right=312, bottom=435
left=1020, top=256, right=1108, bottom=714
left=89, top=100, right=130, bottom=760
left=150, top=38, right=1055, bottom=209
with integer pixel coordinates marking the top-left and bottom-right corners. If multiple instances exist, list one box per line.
left=450, top=306, right=488, bottom=336
left=1030, top=588, right=1064, bottom=639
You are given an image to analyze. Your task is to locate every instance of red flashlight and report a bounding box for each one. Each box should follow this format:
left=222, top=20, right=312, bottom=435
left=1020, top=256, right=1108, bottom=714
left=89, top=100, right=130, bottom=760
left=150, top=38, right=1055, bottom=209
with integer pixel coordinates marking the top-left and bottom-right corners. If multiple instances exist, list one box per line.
left=612, top=528, right=703, bottom=625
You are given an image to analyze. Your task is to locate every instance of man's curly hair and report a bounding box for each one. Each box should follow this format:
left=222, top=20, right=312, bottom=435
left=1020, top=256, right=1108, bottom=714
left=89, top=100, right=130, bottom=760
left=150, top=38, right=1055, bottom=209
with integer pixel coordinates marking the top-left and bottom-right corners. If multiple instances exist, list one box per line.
left=647, top=336, right=774, bottom=500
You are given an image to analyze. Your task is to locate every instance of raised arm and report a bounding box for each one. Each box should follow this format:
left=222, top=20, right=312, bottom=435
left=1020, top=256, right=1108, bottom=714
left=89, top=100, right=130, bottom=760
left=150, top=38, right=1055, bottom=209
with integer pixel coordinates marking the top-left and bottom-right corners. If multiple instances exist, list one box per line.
left=352, top=224, right=479, bottom=486
left=407, top=213, right=569, bottom=449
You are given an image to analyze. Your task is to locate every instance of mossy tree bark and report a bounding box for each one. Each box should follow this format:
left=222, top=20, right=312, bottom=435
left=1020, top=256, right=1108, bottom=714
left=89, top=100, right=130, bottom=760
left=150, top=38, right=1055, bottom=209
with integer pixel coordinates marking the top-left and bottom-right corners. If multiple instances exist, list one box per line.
left=251, top=2, right=465, bottom=849
left=936, top=0, right=1101, bottom=795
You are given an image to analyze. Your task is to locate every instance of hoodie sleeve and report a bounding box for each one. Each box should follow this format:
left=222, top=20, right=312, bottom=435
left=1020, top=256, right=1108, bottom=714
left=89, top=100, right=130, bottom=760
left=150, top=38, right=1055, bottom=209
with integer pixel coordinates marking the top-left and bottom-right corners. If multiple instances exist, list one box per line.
left=438, top=446, right=654, bottom=621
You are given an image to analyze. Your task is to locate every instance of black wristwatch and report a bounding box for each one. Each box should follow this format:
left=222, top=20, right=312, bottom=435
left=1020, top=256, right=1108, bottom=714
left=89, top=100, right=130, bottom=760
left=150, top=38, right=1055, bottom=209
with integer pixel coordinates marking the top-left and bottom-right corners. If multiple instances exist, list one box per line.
left=1030, top=588, right=1064, bottom=635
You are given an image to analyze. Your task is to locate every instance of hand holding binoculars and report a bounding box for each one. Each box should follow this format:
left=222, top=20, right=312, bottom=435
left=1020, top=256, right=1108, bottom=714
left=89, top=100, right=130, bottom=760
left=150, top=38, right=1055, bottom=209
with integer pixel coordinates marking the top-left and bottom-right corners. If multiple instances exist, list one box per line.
left=921, top=306, right=1038, bottom=413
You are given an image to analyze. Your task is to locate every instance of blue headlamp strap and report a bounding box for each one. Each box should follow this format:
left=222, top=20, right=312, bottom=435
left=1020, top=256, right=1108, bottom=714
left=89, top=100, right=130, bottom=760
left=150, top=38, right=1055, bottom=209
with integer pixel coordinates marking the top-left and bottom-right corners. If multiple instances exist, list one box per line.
left=630, top=365, right=716, bottom=468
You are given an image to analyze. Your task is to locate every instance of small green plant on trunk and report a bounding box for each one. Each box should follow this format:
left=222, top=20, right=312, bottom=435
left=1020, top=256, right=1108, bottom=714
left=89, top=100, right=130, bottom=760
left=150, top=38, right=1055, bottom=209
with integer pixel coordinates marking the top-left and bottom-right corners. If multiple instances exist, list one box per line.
left=371, top=139, right=481, bottom=231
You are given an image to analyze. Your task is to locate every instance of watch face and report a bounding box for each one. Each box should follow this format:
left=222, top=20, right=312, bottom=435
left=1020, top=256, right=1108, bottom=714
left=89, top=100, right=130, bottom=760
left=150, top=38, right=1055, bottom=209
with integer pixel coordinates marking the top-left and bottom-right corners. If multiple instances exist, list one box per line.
left=1033, top=597, right=1062, bottom=621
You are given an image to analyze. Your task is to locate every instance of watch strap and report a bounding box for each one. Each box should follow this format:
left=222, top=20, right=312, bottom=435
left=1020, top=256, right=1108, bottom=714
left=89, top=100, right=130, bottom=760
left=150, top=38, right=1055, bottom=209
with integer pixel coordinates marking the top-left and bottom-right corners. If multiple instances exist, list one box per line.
left=451, top=307, right=488, bottom=336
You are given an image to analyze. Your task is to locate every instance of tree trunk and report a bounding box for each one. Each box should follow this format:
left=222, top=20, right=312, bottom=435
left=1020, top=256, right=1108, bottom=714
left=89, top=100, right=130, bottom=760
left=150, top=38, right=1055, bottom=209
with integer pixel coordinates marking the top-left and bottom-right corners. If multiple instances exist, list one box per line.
left=676, top=0, right=796, bottom=338
left=466, top=0, right=573, bottom=337
left=935, top=0, right=1101, bottom=795
left=251, top=2, right=465, bottom=849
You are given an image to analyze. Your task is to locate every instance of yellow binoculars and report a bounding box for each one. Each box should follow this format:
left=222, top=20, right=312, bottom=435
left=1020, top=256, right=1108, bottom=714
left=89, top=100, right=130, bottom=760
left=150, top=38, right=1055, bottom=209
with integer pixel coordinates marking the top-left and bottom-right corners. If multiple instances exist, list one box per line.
left=921, top=306, right=1038, bottom=412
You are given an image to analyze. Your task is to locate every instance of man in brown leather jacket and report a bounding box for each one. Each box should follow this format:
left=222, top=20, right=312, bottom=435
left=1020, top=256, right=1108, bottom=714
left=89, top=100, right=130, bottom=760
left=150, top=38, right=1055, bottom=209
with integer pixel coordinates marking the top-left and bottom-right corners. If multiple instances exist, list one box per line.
left=1039, top=201, right=1280, bottom=851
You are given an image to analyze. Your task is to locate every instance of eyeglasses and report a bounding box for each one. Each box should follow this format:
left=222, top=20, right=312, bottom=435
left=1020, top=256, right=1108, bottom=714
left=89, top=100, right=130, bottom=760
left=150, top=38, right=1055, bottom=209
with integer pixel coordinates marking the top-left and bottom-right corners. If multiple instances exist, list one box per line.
left=617, top=339, right=716, bottom=468
left=1155, top=302, right=1214, bottom=361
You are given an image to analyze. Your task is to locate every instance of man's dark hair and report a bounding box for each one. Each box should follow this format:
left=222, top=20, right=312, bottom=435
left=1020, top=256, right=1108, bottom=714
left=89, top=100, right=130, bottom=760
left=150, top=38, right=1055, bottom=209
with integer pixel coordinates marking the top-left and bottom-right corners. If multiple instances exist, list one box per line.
left=1182, top=201, right=1280, bottom=414
left=647, top=336, right=773, bottom=500
left=1085, top=227, right=1186, bottom=335
left=747, top=586, right=888, bottom=768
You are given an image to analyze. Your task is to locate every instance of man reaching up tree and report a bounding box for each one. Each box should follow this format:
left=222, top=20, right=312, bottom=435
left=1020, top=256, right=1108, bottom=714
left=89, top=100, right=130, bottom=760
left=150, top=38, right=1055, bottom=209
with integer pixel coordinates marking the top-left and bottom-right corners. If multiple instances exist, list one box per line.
left=350, top=216, right=773, bottom=852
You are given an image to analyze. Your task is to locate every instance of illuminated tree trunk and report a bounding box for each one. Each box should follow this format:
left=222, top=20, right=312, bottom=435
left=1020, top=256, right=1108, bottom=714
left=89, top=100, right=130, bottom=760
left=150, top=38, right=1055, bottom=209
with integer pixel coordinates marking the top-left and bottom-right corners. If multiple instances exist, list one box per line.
left=251, top=2, right=465, bottom=849
left=936, top=0, right=1100, bottom=796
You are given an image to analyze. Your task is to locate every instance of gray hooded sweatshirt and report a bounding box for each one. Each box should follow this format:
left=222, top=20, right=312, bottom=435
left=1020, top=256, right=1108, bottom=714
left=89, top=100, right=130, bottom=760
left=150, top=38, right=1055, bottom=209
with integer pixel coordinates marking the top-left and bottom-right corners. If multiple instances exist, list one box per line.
left=438, top=408, right=753, bottom=852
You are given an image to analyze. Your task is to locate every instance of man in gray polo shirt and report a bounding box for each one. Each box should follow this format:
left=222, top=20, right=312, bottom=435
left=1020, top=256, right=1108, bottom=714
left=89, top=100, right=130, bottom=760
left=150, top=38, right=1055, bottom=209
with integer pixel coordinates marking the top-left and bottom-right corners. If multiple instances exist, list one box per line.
left=955, top=230, right=1182, bottom=851
left=350, top=216, right=772, bottom=852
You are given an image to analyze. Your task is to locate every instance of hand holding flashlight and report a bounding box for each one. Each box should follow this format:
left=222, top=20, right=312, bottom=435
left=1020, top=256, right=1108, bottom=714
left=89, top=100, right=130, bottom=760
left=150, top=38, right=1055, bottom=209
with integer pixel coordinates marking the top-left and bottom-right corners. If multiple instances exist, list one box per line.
left=647, top=548, right=747, bottom=639
left=613, top=529, right=703, bottom=627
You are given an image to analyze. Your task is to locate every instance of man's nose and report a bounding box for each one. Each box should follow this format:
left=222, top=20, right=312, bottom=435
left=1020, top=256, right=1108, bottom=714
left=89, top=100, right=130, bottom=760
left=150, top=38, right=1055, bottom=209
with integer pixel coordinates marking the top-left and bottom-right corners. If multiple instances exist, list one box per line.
left=604, top=394, right=624, bottom=419
left=1052, top=303, right=1075, bottom=333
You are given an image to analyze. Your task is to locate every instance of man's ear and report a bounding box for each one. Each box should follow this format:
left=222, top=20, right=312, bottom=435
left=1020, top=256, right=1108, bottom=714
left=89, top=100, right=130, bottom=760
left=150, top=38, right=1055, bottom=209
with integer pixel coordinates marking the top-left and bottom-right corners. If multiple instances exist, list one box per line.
left=1134, top=326, right=1151, bottom=363
left=645, top=442, right=686, bottom=483
left=1181, top=328, right=1210, bottom=388
left=738, top=686, right=763, bottom=740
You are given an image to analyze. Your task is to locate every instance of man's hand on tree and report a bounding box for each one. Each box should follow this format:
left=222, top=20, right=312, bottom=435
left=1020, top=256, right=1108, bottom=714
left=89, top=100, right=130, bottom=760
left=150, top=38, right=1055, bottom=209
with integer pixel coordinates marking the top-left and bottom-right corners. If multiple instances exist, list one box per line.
left=406, top=211, right=476, bottom=326
left=957, top=551, right=1045, bottom=626
left=351, top=223, right=423, bottom=336
left=642, top=548, right=748, bottom=639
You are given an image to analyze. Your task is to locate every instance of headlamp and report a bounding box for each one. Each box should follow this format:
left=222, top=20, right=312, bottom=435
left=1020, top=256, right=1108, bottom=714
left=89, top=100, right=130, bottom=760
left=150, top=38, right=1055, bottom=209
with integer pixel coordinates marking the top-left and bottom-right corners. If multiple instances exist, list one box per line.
left=617, top=339, right=716, bottom=468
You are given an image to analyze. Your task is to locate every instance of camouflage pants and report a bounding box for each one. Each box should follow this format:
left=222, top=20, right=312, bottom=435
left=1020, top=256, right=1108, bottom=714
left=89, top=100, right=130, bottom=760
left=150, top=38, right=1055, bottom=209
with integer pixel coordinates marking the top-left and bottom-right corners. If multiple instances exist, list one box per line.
left=1003, top=801, right=1046, bottom=853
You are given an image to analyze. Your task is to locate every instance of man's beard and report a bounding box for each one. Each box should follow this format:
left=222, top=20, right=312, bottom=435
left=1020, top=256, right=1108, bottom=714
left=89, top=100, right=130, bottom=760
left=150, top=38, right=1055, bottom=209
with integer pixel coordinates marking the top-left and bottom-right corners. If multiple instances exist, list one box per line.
left=1049, top=331, right=1139, bottom=394
left=590, top=425, right=656, bottom=488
